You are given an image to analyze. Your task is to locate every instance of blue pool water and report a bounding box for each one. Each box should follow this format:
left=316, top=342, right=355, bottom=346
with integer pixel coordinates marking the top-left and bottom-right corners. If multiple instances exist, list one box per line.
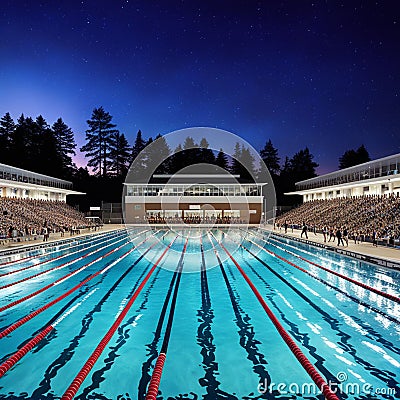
left=0, top=228, right=399, bottom=399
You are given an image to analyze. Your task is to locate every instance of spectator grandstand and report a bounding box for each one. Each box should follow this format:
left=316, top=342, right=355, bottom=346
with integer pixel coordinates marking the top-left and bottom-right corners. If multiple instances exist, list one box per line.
left=0, top=197, right=94, bottom=241
left=275, top=194, right=400, bottom=244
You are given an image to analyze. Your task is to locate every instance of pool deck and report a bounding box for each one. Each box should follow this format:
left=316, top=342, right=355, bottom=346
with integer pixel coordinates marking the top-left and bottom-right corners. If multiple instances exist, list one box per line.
left=271, top=228, right=400, bottom=268
left=1, top=224, right=398, bottom=269
left=0, top=224, right=125, bottom=252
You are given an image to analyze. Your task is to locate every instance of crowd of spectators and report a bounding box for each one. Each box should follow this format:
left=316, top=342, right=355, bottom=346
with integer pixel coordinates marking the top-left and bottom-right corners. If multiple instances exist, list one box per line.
left=275, top=194, right=400, bottom=246
left=145, top=214, right=245, bottom=224
left=0, top=197, right=95, bottom=241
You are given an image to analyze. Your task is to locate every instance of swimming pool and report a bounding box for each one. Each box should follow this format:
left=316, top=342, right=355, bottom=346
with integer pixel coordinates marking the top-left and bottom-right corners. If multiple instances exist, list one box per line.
left=0, top=228, right=399, bottom=399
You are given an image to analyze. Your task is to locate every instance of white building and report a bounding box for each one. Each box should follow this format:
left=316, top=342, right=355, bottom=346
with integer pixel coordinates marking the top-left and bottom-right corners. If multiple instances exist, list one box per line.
left=288, top=153, right=400, bottom=202
left=124, top=174, right=267, bottom=224
left=0, top=163, right=84, bottom=201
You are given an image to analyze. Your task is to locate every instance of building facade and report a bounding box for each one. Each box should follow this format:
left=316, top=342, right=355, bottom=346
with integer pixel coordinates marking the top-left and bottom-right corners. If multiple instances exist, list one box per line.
left=124, top=175, right=266, bottom=224
left=288, top=153, right=400, bottom=202
left=0, top=163, right=83, bottom=201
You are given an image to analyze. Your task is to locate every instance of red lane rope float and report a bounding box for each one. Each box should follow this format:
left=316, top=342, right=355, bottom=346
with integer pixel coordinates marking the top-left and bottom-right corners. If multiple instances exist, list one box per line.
left=0, top=231, right=154, bottom=338
left=0, top=229, right=124, bottom=268
left=232, top=234, right=400, bottom=325
left=0, top=231, right=133, bottom=289
left=0, top=231, right=162, bottom=377
left=208, top=232, right=339, bottom=400
left=0, top=229, right=126, bottom=278
left=60, top=235, right=178, bottom=400
left=145, top=236, right=188, bottom=400
left=246, top=230, right=400, bottom=304
left=0, top=287, right=99, bottom=378
left=146, top=353, right=166, bottom=400
left=0, top=325, right=54, bottom=378
left=0, top=234, right=130, bottom=313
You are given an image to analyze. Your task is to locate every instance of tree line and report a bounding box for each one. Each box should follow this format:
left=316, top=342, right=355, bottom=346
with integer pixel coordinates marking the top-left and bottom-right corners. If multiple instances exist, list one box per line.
left=0, top=106, right=371, bottom=208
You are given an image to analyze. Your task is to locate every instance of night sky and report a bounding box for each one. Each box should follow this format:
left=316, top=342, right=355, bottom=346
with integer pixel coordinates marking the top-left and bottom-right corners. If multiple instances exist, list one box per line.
left=1, top=1, right=399, bottom=174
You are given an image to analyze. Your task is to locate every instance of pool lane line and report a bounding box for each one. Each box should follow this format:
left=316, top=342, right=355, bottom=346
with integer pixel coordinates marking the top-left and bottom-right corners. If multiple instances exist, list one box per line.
left=0, top=288, right=99, bottom=378
left=0, top=228, right=125, bottom=267
left=0, top=232, right=163, bottom=380
left=0, top=230, right=155, bottom=338
left=205, top=232, right=273, bottom=399
left=226, top=234, right=400, bottom=385
left=138, top=241, right=183, bottom=397
left=30, top=233, right=166, bottom=400
left=250, top=229, right=400, bottom=289
left=208, top=231, right=340, bottom=400
left=197, top=234, right=222, bottom=397
left=0, top=229, right=128, bottom=278
left=234, top=238, right=400, bottom=390
left=0, top=234, right=131, bottom=313
left=0, top=230, right=136, bottom=288
left=222, top=236, right=347, bottom=394
left=41, top=230, right=164, bottom=332
left=239, top=234, right=400, bottom=327
left=71, top=240, right=166, bottom=400
left=145, top=236, right=189, bottom=400
left=244, top=230, right=400, bottom=304
left=60, top=235, right=178, bottom=400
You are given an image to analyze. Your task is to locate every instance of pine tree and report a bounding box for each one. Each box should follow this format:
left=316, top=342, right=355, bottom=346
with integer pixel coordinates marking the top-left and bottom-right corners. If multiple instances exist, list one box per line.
left=34, top=115, right=64, bottom=177
left=0, top=112, right=15, bottom=165
left=10, top=115, right=37, bottom=170
left=182, top=136, right=201, bottom=169
left=153, top=134, right=172, bottom=174
left=240, top=146, right=256, bottom=181
left=289, top=147, right=319, bottom=182
left=199, top=137, right=216, bottom=164
left=52, top=118, right=77, bottom=176
left=339, top=144, right=371, bottom=169
left=109, top=132, right=131, bottom=177
left=260, top=139, right=280, bottom=176
left=170, top=144, right=185, bottom=173
left=81, top=107, right=118, bottom=177
left=131, top=129, right=146, bottom=162
left=230, top=142, right=242, bottom=175
left=356, top=144, right=371, bottom=164
left=216, top=148, right=229, bottom=170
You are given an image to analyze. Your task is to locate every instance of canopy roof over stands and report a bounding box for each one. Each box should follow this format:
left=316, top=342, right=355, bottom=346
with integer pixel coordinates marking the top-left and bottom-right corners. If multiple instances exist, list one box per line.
left=0, top=163, right=84, bottom=199
left=286, top=153, right=400, bottom=198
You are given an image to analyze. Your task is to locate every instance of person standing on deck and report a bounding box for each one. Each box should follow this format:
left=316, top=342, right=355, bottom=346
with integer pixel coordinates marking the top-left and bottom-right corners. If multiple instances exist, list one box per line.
left=336, top=228, right=344, bottom=246
left=301, top=222, right=308, bottom=239
left=343, top=226, right=349, bottom=247
left=284, top=220, right=288, bottom=234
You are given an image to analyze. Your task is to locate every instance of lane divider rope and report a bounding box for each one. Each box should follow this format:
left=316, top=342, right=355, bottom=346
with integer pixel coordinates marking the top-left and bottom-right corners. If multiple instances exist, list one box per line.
left=0, top=230, right=164, bottom=377
left=245, top=230, right=400, bottom=304
left=0, top=229, right=127, bottom=276
left=0, top=234, right=130, bottom=312
left=146, top=236, right=188, bottom=400
left=0, top=230, right=154, bottom=338
left=0, top=228, right=125, bottom=267
left=60, top=235, right=178, bottom=400
left=209, top=231, right=339, bottom=400
left=0, top=288, right=99, bottom=378
left=233, top=234, right=400, bottom=325
left=0, top=230, right=135, bottom=288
